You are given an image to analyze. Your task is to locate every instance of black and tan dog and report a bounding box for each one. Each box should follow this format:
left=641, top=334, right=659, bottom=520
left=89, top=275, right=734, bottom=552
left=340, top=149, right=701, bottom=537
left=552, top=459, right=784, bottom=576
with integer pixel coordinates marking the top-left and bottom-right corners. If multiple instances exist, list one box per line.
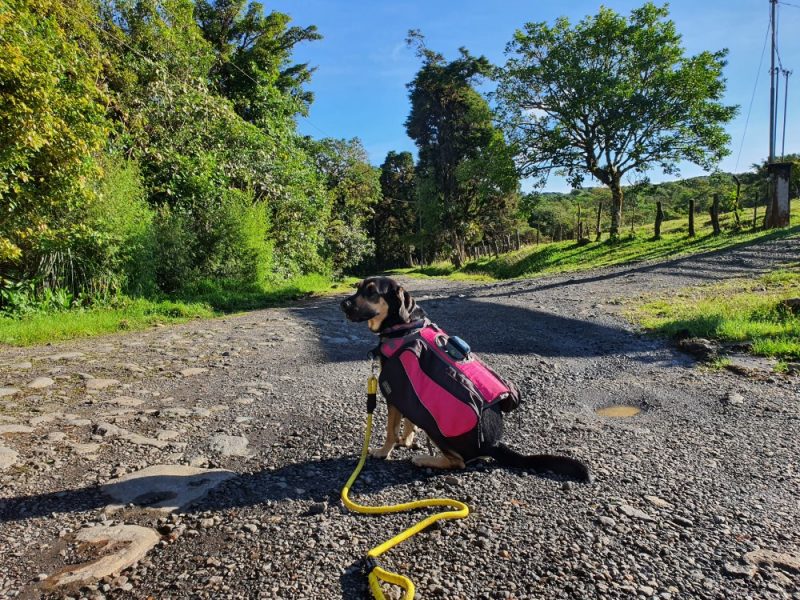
left=341, top=276, right=590, bottom=481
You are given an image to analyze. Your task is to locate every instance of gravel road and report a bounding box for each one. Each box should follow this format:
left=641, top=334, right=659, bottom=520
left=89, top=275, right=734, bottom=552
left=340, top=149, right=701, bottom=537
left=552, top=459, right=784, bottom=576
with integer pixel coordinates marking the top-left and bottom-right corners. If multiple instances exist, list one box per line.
left=1, top=235, right=799, bottom=600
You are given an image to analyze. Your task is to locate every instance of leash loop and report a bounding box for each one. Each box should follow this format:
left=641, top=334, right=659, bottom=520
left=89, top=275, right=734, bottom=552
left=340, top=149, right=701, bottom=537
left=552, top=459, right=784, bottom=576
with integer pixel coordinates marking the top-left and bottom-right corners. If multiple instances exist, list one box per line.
left=341, top=370, right=470, bottom=599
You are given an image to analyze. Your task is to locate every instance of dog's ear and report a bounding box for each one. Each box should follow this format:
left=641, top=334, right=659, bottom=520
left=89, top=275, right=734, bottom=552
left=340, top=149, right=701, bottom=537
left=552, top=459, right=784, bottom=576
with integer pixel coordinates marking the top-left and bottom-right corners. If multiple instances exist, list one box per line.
left=396, top=286, right=416, bottom=322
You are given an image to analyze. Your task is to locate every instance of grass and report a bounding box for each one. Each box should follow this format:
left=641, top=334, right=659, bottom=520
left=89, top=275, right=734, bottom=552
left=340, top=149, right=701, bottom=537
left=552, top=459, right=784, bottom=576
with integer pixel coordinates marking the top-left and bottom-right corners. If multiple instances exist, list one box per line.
left=392, top=204, right=800, bottom=281
left=629, top=269, right=800, bottom=360
left=0, top=274, right=357, bottom=347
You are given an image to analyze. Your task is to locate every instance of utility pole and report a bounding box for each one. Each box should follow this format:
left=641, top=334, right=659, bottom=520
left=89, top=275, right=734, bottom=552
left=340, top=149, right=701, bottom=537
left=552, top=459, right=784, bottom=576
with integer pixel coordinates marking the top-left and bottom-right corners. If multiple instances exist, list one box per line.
left=769, top=0, right=777, bottom=163
left=781, top=69, right=792, bottom=157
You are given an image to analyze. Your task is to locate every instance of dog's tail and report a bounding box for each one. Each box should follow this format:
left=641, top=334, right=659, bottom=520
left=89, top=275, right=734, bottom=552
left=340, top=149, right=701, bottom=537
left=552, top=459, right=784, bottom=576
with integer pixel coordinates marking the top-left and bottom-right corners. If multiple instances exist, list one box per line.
left=485, top=442, right=591, bottom=482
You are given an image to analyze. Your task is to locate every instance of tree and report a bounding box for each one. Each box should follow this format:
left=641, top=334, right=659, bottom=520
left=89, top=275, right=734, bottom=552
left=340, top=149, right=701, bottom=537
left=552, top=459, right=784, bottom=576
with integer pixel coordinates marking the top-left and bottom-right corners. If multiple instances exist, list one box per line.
left=311, top=138, right=381, bottom=273
left=405, top=32, right=518, bottom=266
left=195, top=0, right=321, bottom=122
left=496, top=2, right=738, bottom=238
left=375, top=151, right=417, bottom=268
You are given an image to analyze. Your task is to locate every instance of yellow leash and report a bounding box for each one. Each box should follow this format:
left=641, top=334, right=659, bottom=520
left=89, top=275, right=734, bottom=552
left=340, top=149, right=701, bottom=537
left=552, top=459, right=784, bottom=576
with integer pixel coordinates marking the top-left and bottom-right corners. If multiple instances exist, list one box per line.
left=341, top=374, right=470, bottom=599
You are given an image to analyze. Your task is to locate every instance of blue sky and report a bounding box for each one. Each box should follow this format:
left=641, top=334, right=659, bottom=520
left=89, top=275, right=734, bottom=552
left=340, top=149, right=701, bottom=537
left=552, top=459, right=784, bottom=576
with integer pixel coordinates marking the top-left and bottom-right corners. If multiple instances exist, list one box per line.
left=269, top=0, right=799, bottom=192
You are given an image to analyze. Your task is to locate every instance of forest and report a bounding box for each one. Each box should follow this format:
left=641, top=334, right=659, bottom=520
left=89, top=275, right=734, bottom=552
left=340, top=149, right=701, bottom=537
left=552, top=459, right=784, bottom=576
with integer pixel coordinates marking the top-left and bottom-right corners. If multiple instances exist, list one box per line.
left=1, top=1, right=796, bottom=317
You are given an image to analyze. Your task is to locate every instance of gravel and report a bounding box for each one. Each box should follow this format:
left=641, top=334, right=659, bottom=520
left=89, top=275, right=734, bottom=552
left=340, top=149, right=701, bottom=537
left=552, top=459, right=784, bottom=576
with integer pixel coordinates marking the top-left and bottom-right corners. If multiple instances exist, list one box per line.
left=1, top=234, right=799, bottom=599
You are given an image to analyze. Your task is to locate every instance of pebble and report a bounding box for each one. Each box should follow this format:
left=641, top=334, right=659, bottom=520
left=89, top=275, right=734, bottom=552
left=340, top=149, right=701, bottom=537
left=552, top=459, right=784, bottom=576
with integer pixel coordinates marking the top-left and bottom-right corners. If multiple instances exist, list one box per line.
left=619, top=504, right=655, bottom=522
left=0, top=387, right=20, bottom=397
left=0, top=445, right=19, bottom=469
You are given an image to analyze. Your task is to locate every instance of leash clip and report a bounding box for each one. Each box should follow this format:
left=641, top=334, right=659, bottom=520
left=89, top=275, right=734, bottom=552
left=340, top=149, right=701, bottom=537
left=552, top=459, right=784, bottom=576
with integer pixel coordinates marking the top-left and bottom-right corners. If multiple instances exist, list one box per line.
left=361, top=556, right=379, bottom=575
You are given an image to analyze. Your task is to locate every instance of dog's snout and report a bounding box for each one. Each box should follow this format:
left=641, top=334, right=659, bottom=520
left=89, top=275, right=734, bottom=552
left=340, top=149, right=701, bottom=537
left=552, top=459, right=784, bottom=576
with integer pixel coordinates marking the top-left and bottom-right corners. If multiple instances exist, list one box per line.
left=341, top=298, right=353, bottom=312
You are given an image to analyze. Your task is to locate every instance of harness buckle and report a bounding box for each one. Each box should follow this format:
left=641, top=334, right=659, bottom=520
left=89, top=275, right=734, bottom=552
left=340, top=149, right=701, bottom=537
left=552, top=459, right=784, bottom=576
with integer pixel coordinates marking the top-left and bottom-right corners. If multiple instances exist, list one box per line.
left=361, top=556, right=379, bottom=575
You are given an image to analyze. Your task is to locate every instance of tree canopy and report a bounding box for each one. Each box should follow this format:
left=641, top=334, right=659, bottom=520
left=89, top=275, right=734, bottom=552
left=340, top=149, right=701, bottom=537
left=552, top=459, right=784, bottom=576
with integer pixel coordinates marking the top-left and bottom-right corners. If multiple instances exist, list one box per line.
left=496, top=2, right=738, bottom=237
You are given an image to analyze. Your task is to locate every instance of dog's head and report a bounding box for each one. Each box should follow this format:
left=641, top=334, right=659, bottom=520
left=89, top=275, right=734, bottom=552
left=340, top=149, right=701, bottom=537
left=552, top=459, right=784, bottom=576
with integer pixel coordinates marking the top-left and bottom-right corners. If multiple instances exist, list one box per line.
left=340, top=276, right=423, bottom=333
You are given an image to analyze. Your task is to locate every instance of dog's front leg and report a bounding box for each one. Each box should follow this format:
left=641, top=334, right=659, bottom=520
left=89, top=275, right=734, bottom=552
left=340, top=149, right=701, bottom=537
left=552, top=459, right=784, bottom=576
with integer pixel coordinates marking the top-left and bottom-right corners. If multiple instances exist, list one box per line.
left=370, top=404, right=402, bottom=459
left=397, top=418, right=417, bottom=448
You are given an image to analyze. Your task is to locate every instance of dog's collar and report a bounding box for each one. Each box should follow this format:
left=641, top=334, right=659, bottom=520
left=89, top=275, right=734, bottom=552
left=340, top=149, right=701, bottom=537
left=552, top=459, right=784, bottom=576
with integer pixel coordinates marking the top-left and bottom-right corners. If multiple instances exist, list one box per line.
left=379, top=318, right=428, bottom=339
left=368, top=319, right=429, bottom=360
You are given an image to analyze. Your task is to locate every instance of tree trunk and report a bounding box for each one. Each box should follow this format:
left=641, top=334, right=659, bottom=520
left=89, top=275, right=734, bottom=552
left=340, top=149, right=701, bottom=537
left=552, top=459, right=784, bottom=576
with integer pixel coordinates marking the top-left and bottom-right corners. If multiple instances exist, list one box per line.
left=753, top=192, right=759, bottom=229
left=515, top=229, right=521, bottom=250
left=609, top=178, right=623, bottom=238
left=688, top=199, right=695, bottom=237
left=595, top=202, right=603, bottom=241
left=709, top=194, right=721, bottom=235
left=535, top=229, right=540, bottom=246
left=732, top=175, right=741, bottom=229
left=654, top=201, right=664, bottom=240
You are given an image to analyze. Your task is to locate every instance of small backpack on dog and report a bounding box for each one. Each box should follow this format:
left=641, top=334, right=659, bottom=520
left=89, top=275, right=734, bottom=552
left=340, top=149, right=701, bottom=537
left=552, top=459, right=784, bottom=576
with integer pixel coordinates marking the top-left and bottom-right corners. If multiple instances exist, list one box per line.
left=376, top=319, right=521, bottom=459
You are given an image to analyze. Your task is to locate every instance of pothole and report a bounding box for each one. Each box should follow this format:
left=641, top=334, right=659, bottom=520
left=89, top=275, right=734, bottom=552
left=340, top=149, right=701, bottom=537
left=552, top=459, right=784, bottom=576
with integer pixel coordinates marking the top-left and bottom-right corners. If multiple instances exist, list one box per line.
left=595, top=405, right=641, bottom=418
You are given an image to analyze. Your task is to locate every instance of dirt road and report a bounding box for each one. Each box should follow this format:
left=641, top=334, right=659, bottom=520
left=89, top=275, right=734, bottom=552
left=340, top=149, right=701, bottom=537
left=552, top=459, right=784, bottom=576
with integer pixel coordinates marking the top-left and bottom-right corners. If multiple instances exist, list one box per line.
left=1, top=234, right=799, bottom=599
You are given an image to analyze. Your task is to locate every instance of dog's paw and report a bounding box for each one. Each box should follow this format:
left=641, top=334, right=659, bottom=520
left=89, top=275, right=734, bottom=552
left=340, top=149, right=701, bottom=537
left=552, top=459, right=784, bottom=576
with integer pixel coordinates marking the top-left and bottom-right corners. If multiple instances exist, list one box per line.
left=370, top=448, right=392, bottom=459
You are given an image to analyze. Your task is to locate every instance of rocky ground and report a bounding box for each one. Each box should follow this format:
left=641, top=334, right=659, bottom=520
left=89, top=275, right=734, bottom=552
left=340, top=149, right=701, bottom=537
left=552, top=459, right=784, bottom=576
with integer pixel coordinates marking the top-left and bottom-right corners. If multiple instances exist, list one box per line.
left=1, top=235, right=799, bottom=600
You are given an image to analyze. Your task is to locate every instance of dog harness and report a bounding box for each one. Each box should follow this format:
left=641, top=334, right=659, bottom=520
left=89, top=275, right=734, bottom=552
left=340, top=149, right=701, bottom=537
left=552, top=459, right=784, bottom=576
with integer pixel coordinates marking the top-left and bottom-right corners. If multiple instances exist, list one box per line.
left=373, top=319, right=520, bottom=461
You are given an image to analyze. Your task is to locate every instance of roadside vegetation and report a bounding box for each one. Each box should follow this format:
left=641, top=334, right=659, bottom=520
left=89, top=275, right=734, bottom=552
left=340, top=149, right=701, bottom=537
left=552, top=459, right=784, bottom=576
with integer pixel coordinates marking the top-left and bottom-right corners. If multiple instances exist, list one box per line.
left=629, top=270, right=800, bottom=368
left=0, top=275, right=356, bottom=346
left=393, top=205, right=800, bottom=281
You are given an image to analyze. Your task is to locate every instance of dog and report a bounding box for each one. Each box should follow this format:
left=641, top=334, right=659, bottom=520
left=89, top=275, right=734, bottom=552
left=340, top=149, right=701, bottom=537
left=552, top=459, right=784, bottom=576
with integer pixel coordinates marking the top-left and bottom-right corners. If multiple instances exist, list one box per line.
left=341, top=276, right=590, bottom=481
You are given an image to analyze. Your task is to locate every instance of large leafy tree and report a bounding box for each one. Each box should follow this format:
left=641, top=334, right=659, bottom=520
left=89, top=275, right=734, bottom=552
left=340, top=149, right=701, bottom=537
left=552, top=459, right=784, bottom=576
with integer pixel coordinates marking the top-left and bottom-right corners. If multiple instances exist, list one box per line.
left=375, top=151, right=417, bottom=267
left=496, top=2, right=738, bottom=237
left=405, top=32, right=518, bottom=266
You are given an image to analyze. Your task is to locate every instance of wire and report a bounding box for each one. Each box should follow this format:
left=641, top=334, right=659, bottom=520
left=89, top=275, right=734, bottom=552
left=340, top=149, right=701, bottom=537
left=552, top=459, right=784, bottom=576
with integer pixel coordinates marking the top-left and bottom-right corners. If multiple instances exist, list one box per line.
left=734, top=11, right=771, bottom=172
left=778, top=1, right=800, bottom=8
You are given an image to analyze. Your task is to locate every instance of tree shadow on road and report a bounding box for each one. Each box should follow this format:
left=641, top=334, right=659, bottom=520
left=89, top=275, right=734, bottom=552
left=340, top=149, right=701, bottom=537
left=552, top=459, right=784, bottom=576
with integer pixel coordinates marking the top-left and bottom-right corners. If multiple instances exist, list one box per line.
left=0, top=451, right=575, bottom=524
left=292, top=295, right=672, bottom=365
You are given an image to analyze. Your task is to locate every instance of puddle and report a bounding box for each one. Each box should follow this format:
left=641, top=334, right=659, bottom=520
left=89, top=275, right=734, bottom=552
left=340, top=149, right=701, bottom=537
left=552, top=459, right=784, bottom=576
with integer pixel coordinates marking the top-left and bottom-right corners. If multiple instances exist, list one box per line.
left=596, top=405, right=641, bottom=418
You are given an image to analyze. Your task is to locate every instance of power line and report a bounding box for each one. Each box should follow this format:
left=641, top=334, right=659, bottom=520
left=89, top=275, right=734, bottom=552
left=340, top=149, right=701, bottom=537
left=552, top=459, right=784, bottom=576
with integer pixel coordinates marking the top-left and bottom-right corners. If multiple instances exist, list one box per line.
left=734, top=12, right=771, bottom=171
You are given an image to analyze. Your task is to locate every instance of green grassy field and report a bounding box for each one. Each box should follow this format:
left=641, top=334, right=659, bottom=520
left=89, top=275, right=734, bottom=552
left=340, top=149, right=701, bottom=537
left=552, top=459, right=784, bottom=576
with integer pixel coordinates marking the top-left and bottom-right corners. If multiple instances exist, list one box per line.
left=630, top=270, right=800, bottom=365
left=393, top=205, right=800, bottom=281
left=0, top=274, right=356, bottom=347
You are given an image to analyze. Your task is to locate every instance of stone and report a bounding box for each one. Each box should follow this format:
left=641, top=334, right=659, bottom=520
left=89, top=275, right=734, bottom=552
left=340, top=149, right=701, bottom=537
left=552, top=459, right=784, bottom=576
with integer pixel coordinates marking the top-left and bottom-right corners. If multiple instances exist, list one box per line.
left=86, top=379, right=120, bottom=390
left=45, top=352, right=84, bottom=361
left=47, top=432, right=68, bottom=443
left=67, top=418, right=92, bottom=427
left=27, top=377, right=55, bottom=389
left=598, top=516, right=616, bottom=528
left=158, top=407, right=192, bottom=418
left=156, top=430, right=181, bottom=441
left=643, top=495, right=672, bottom=509
left=105, top=396, right=144, bottom=407
left=119, top=432, right=170, bottom=449
left=723, top=562, right=757, bottom=578
left=46, top=524, right=159, bottom=586
left=619, top=504, right=655, bottom=522
left=101, top=464, right=235, bottom=512
left=743, top=549, right=800, bottom=572
left=180, top=367, right=208, bottom=377
left=672, top=516, right=694, bottom=527
left=677, top=337, right=718, bottom=360
left=0, top=387, right=20, bottom=398
left=95, top=422, right=127, bottom=437
left=0, top=424, right=34, bottom=435
left=9, top=361, right=32, bottom=370
left=70, top=443, right=101, bottom=455
left=306, top=502, right=327, bottom=516
left=0, top=445, right=19, bottom=469
left=209, top=434, right=250, bottom=457
left=724, top=392, right=744, bottom=406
